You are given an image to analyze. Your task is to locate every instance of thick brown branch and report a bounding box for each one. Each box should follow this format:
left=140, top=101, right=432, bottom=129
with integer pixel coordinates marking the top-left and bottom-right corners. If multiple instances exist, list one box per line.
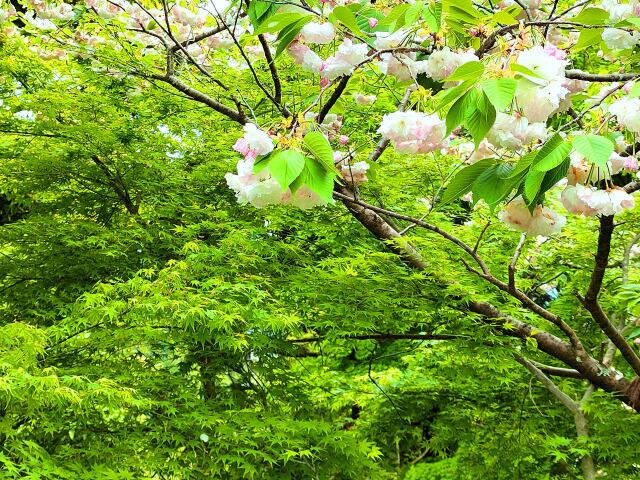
left=150, top=74, right=247, bottom=124
left=289, top=333, right=465, bottom=343
left=565, top=70, right=640, bottom=82
left=318, top=76, right=350, bottom=124
left=258, top=34, right=282, bottom=105
left=579, top=215, right=640, bottom=376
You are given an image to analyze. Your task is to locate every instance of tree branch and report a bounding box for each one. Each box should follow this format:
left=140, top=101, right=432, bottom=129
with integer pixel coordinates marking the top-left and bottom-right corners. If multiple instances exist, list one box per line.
left=289, top=333, right=466, bottom=343
left=149, top=74, right=247, bottom=124
left=578, top=215, right=640, bottom=376
left=258, top=33, right=282, bottom=105
left=318, top=76, right=350, bottom=124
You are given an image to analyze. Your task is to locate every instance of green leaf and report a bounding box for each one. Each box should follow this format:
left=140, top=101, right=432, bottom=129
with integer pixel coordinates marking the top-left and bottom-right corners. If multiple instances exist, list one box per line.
left=330, top=6, right=364, bottom=37
left=472, top=164, right=516, bottom=210
left=523, top=169, right=545, bottom=204
left=532, top=134, right=572, bottom=172
left=446, top=89, right=478, bottom=135
left=510, top=63, right=544, bottom=80
left=466, top=92, right=496, bottom=148
left=445, top=61, right=485, bottom=82
left=303, top=131, right=335, bottom=172
left=573, top=134, right=615, bottom=169
left=491, top=5, right=521, bottom=24
left=268, top=150, right=306, bottom=189
left=436, top=79, right=475, bottom=109
left=255, top=12, right=310, bottom=34
left=296, top=157, right=336, bottom=202
left=247, top=0, right=279, bottom=27
left=378, top=4, right=411, bottom=26
left=439, top=158, right=495, bottom=206
left=503, top=151, right=535, bottom=180
left=574, top=28, right=603, bottom=50
left=275, top=17, right=312, bottom=58
left=424, top=2, right=442, bottom=32
left=480, top=78, right=518, bottom=111
left=405, top=1, right=424, bottom=25
left=253, top=153, right=272, bottom=174
left=571, top=7, right=609, bottom=25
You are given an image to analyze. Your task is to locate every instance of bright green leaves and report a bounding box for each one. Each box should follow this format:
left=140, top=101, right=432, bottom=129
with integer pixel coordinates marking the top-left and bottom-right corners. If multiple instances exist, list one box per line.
left=249, top=8, right=313, bottom=56
left=247, top=0, right=280, bottom=27
left=445, top=86, right=496, bottom=147
left=269, top=150, right=306, bottom=189
left=274, top=17, right=313, bottom=57
left=303, top=131, right=335, bottom=172
left=446, top=88, right=478, bottom=135
left=439, top=158, right=521, bottom=210
left=444, top=61, right=484, bottom=82
left=440, top=133, right=574, bottom=211
left=521, top=135, right=573, bottom=207
left=571, top=7, right=609, bottom=24
left=259, top=132, right=338, bottom=202
left=440, top=158, right=495, bottom=206
left=510, top=63, right=544, bottom=81
left=466, top=92, right=496, bottom=148
left=255, top=12, right=311, bottom=34
left=572, top=134, right=614, bottom=169
left=531, top=134, right=572, bottom=172
left=291, top=157, right=335, bottom=202
left=480, top=78, right=518, bottom=111
left=574, top=29, right=603, bottom=50
left=377, top=3, right=411, bottom=31
left=330, top=6, right=365, bottom=37
left=472, top=163, right=517, bottom=209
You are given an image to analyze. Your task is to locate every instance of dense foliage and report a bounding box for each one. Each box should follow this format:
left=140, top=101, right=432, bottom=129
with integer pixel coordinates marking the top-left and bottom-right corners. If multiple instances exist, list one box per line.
left=1, top=0, right=640, bottom=478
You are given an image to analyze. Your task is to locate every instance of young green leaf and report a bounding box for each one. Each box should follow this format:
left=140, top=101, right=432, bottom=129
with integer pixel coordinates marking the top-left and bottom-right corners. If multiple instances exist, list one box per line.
left=255, top=12, right=310, bottom=34
left=444, top=61, right=485, bottom=82
left=439, top=157, right=496, bottom=206
left=303, top=131, right=335, bottom=172
left=303, top=157, right=336, bottom=202
left=446, top=89, right=478, bottom=135
left=472, top=164, right=516, bottom=210
left=466, top=92, right=496, bottom=148
left=275, top=17, right=312, bottom=58
left=480, top=78, right=518, bottom=111
left=572, top=134, right=614, bottom=169
left=330, top=6, right=365, bottom=37
left=269, top=150, right=306, bottom=189
left=531, top=134, right=572, bottom=172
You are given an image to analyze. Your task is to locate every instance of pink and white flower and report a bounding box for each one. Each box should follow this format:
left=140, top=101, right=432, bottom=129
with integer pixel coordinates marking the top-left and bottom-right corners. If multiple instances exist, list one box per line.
left=487, top=113, right=548, bottom=150
left=233, top=123, right=274, bottom=161
left=610, top=96, right=640, bottom=133
left=300, top=22, right=335, bottom=45
left=424, top=47, right=478, bottom=81
left=562, top=185, right=635, bottom=216
left=320, top=39, right=368, bottom=80
left=377, top=111, right=448, bottom=154
left=499, top=196, right=566, bottom=236
left=341, top=161, right=370, bottom=185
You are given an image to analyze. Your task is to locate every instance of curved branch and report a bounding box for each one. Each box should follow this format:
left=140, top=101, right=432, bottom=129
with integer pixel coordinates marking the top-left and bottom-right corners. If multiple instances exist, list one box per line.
left=578, top=215, right=640, bottom=376
left=149, top=74, right=247, bottom=124
left=289, top=333, right=465, bottom=343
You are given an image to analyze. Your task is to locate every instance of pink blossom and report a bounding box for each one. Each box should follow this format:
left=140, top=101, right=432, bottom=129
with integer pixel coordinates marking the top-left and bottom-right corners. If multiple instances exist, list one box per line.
left=499, top=196, right=566, bottom=236
left=623, top=156, right=639, bottom=172
left=368, top=18, right=378, bottom=28
left=339, top=135, right=349, bottom=145
left=543, top=43, right=567, bottom=60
